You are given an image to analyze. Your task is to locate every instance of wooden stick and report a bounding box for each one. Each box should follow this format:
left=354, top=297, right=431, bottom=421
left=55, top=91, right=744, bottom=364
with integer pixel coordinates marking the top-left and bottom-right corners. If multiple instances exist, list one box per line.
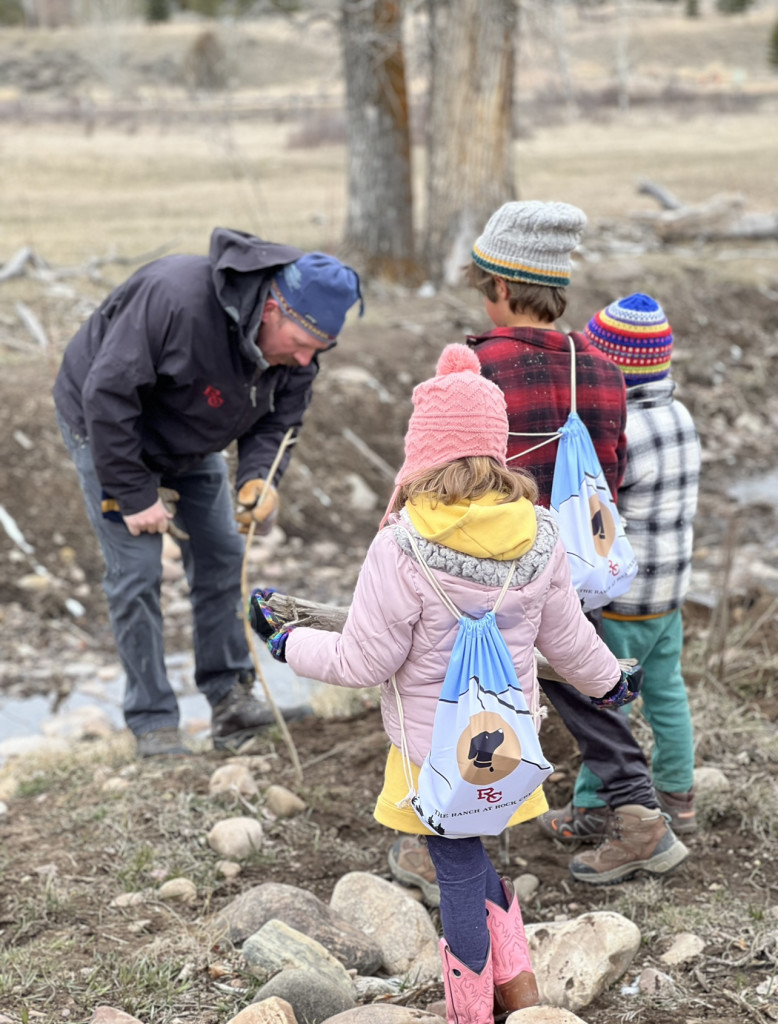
left=239, top=428, right=304, bottom=784
left=266, top=592, right=637, bottom=685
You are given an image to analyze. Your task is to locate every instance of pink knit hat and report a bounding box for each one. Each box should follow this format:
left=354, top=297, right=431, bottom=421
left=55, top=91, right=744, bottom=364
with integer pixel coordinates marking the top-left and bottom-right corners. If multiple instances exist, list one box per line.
left=395, top=344, right=508, bottom=486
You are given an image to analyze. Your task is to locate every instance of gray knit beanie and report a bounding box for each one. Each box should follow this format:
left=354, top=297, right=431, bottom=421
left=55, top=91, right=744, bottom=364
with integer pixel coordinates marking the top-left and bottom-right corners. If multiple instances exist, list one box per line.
left=472, top=200, right=587, bottom=287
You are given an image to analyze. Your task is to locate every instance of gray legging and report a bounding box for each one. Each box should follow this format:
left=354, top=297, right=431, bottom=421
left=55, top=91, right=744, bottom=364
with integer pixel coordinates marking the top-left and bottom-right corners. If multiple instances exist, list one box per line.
left=58, top=414, right=253, bottom=737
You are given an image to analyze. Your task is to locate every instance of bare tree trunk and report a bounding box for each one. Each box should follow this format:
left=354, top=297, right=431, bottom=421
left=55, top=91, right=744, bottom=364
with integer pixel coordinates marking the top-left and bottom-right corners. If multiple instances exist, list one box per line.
left=341, top=0, right=418, bottom=283
left=616, top=0, right=630, bottom=113
left=424, top=0, right=517, bottom=286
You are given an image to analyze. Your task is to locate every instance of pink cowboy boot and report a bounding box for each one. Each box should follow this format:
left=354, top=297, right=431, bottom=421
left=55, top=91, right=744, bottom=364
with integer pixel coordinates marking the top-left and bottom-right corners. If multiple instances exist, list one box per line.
left=485, top=878, right=540, bottom=1012
left=439, top=937, right=495, bottom=1024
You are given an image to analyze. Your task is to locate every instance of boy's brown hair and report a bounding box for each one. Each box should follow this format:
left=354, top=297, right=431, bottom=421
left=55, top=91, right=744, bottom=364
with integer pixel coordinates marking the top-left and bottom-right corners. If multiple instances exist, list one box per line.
left=392, top=456, right=538, bottom=513
left=466, top=263, right=567, bottom=323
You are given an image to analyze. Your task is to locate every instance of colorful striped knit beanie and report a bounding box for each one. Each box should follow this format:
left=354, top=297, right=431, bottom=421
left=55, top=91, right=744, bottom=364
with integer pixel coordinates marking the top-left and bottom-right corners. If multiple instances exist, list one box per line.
left=471, top=201, right=587, bottom=287
left=394, top=344, right=508, bottom=487
left=585, top=293, right=674, bottom=385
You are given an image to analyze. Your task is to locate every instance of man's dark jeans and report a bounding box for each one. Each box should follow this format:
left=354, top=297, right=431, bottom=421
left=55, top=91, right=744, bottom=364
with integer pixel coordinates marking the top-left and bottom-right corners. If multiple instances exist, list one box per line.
left=58, top=415, right=253, bottom=737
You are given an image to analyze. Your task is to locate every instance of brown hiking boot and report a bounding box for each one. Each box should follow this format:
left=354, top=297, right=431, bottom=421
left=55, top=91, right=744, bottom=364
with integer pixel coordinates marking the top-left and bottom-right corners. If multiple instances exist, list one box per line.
left=569, top=804, right=689, bottom=885
left=656, top=788, right=697, bottom=834
left=537, top=803, right=609, bottom=843
left=388, top=836, right=441, bottom=907
left=211, top=679, right=313, bottom=751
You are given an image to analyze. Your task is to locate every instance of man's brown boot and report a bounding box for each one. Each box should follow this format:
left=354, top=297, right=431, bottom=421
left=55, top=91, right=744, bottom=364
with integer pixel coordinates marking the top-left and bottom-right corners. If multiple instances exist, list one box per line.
left=387, top=836, right=441, bottom=907
left=569, top=804, right=689, bottom=885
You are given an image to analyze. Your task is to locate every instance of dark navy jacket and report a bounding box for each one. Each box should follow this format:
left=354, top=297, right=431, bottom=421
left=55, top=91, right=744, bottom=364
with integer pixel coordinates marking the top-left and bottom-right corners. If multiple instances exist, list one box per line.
left=54, top=229, right=316, bottom=516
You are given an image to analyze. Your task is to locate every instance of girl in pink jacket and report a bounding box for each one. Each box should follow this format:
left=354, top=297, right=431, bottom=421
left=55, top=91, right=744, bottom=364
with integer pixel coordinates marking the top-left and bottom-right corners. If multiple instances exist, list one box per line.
left=250, top=345, right=637, bottom=1024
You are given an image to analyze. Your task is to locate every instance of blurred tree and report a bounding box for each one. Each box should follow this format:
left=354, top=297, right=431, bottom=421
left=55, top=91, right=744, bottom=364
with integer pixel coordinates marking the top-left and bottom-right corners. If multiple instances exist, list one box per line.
left=145, top=0, right=170, bottom=22
left=685, top=0, right=699, bottom=16
left=424, top=0, right=517, bottom=285
left=716, top=0, right=754, bottom=12
left=340, top=0, right=419, bottom=283
left=770, top=18, right=778, bottom=70
left=182, top=29, right=228, bottom=90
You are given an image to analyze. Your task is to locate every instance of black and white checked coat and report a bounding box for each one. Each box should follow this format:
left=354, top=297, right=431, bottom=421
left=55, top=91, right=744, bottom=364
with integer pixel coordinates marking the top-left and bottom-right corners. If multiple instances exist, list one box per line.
left=608, top=379, right=701, bottom=617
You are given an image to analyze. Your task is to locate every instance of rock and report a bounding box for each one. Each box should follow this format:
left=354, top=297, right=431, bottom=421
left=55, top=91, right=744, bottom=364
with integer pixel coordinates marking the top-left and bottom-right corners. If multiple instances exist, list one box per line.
left=16, top=572, right=53, bottom=593
left=209, top=763, right=259, bottom=799
left=344, top=473, right=378, bottom=512
left=264, top=784, right=306, bottom=818
left=660, top=932, right=706, bottom=965
left=253, top=967, right=355, bottom=1023
left=41, top=705, right=114, bottom=741
left=0, top=801, right=7, bottom=816
left=513, top=873, right=540, bottom=902
left=0, top=735, right=69, bottom=760
left=693, top=766, right=730, bottom=794
left=217, top=860, right=242, bottom=879
left=352, top=976, right=405, bottom=1001
left=158, top=877, right=197, bottom=903
left=638, top=967, right=676, bottom=994
left=208, top=817, right=263, bottom=858
left=242, top=919, right=354, bottom=992
left=526, top=911, right=641, bottom=1011
left=111, top=892, right=147, bottom=908
left=101, top=777, right=131, bottom=793
left=89, top=1008, right=145, bottom=1024
left=227, top=996, right=297, bottom=1024
left=505, top=1008, right=589, bottom=1023
left=330, top=872, right=440, bottom=982
left=325, top=1008, right=444, bottom=1023
left=214, top=881, right=382, bottom=974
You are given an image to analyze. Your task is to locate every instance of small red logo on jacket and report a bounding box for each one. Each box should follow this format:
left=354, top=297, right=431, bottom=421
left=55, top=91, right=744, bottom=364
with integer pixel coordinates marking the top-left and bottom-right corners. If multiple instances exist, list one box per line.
left=204, top=386, right=224, bottom=408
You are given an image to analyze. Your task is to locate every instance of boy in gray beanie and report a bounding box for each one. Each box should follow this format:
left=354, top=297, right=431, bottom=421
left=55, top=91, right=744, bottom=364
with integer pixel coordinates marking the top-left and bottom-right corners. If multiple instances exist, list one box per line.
left=466, top=199, right=687, bottom=883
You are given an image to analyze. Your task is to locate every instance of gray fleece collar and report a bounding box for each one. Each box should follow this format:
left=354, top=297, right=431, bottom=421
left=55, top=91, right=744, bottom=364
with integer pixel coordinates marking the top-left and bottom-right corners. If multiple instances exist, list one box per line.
left=391, top=506, right=558, bottom=589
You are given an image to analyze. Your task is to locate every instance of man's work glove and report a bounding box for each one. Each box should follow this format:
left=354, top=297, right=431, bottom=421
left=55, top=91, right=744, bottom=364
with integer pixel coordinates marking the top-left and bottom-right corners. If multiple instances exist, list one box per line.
left=248, top=589, right=293, bottom=663
left=236, top=479, right=280, bottom=536
left=590, top=664, right=644, bottom=711
left=158, top=487, right=190, bottom=541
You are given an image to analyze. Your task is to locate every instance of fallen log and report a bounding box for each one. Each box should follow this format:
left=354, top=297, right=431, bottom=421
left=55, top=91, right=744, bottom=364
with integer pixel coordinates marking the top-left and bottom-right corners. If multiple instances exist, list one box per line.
left=266, top=592, right=636, bottom=685
left=633, top=184, right=778, bottom=243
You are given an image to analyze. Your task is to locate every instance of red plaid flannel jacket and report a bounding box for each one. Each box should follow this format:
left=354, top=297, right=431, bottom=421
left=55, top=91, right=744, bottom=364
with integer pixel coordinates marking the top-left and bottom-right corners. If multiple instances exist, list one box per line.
left=467, top=326, right=627, bottom=506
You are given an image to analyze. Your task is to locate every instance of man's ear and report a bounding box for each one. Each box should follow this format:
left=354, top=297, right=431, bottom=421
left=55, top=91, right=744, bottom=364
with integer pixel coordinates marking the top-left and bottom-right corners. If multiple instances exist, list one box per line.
left=494, top=277, right=509, bottom=300
left=261, top=297, right=280, bottom=323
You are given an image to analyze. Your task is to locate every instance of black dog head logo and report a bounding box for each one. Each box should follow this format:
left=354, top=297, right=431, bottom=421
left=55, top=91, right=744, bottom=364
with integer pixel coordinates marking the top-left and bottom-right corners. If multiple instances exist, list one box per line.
left=467, top=729, right=504, bottom=772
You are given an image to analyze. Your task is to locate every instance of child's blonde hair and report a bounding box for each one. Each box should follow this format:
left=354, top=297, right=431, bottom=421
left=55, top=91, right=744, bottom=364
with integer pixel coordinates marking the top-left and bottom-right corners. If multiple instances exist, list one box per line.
left=391, top=456, right=538, bottom=514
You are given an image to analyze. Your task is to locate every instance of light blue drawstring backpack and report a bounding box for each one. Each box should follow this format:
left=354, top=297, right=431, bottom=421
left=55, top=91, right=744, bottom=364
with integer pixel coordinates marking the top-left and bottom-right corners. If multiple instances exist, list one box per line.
left=508, top=336, right=638, bottom=613
left=392, top=527, right=553, bottom=839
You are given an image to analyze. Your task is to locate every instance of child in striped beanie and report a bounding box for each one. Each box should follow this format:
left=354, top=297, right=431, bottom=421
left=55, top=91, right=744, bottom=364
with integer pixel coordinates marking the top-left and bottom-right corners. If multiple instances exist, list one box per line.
left=572, top=291, right=701, bottom=837
left=584, top=292, right=674, bottom=385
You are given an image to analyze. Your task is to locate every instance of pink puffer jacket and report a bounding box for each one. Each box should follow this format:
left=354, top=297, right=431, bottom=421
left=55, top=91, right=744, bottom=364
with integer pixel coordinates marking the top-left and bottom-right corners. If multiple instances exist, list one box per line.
left=285, top=516, right=621, bottom=767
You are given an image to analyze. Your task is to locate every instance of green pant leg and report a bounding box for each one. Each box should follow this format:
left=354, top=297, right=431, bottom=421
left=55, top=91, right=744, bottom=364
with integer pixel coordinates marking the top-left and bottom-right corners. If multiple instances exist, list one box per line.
left=635, top=610, right=695, bottom=792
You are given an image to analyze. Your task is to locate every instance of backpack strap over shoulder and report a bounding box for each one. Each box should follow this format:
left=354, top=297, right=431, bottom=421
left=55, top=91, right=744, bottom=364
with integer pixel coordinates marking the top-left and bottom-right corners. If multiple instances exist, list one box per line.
left=393, top=522, right=516, bottom=619
left=507, top=334, right=577, bottom=462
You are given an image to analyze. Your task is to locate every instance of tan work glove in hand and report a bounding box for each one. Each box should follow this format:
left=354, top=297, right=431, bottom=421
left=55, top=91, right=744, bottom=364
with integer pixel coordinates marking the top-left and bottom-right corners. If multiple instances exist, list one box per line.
left=157, top=487, right=190, bottom=541
left=235, top=479, right=280, bottom=535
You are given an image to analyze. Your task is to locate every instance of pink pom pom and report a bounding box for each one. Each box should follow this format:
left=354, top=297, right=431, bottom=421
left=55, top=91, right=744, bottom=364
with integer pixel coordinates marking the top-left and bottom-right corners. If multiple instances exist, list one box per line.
left=435, top=344, right=481, bottom=377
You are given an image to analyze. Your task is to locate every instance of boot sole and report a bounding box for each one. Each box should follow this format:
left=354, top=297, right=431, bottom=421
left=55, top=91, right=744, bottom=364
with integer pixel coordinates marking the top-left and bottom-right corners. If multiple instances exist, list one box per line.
left=387, top=848, right=441, bottom=907
left=212, top=705, right=315, bottom=750
left=569, top=836, right=690, bottom=886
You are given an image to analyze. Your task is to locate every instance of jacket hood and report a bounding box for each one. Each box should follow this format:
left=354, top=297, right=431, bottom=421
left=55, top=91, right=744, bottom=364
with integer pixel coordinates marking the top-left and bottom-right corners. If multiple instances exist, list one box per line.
left=406, top=492, right=538, bottom=561
left=209, top=228, right=305, bottom=359
left=626, top=377, right=676, bottom=408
